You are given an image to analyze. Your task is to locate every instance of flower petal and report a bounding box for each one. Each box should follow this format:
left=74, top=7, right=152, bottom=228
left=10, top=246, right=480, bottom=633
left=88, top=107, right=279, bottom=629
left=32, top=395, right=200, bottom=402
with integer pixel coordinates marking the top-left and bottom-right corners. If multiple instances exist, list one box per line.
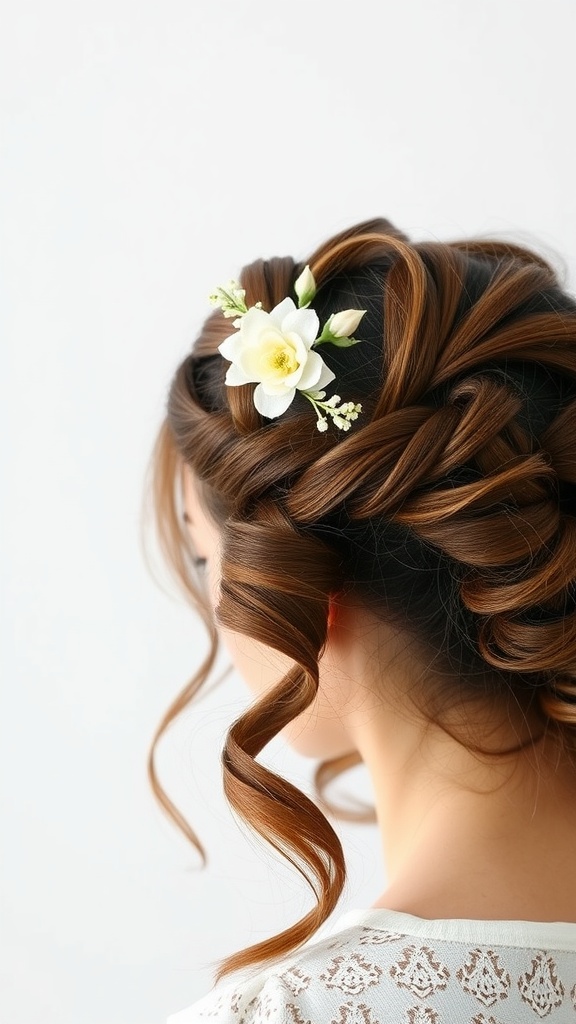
left=224, top=361, right=251, bottom=385
left=259, top=376, right=295, bottom=394
left=218, top=332, right=245, bottom=361
left=315, top=361, right=337, bottom=389
left=278, top=332, right=308, bottom=387
left=268, top=297, right=297, bottom=328
left=253, top=383, right=296, bottom=418
left=281, top=307, right=319, bottom=348
left=295, top=350, right=331, bottom=390
left=239, top=306, right=281, bottom=346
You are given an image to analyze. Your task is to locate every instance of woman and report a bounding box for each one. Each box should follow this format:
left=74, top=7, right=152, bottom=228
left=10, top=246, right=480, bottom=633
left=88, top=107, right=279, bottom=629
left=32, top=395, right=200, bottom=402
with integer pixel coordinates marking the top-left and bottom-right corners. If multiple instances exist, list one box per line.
left=146, top=217, right=576, bottom=1022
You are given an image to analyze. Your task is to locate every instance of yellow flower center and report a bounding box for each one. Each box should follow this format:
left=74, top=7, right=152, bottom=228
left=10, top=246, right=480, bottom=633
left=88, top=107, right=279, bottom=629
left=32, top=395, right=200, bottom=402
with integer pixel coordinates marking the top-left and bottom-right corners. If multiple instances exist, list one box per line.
left=262, top=335, right=299, bottom=379
left=241, top=325, right=304, bottom=385
left=272, top=347, right=297, bottom=373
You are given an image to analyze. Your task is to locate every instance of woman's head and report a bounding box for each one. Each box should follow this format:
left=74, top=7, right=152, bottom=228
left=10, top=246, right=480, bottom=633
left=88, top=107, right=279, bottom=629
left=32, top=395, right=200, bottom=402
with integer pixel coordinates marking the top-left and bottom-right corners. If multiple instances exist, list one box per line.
left=145, top=216, right=576, bottom=981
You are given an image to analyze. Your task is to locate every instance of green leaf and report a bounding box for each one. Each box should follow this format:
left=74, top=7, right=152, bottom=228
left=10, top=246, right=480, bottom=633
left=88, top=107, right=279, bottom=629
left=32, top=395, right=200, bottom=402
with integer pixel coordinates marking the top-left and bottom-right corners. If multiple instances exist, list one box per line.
left=313, top=334, right=362, bottom=349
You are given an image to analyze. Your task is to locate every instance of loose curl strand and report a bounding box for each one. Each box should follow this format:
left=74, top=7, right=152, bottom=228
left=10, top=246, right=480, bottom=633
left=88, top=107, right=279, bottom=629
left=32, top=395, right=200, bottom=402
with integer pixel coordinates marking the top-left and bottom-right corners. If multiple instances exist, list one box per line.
left=142, top=216, right=576, bottom=985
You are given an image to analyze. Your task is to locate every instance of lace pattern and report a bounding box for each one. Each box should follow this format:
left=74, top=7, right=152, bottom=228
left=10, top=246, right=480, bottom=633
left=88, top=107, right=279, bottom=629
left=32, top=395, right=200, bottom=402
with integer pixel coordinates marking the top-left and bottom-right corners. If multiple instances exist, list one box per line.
left=166, top=915, right=576, bottom=1023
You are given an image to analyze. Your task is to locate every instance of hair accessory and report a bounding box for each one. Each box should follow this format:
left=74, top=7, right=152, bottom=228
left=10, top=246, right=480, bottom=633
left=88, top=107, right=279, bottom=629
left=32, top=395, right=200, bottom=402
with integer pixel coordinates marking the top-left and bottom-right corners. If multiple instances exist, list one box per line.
left=209, top=266, right=364, bottom=432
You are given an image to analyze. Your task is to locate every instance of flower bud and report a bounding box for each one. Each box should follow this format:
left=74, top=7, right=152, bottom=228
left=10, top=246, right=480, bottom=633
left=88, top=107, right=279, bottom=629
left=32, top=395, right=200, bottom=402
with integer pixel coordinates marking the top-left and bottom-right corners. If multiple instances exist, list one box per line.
left=328, top=308, right=367, bottom=338
left=294, top=265, right=316, bottom=308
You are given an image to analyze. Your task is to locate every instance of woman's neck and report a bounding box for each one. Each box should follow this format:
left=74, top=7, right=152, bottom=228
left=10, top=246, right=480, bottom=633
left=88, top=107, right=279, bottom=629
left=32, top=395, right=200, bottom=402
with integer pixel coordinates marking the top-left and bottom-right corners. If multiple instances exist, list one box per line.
left=320, top=601, right=576, bottom=923
left=356, top=709, right=576, bottom=923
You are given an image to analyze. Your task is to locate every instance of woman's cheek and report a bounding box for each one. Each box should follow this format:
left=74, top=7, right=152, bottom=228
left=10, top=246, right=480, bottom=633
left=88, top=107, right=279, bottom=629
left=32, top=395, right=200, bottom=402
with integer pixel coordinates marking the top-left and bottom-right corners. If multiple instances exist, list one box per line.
left=214, top=617, right=354, bottom=760
left=218, top=628, right=294, bottom=699
left=209, top=557, right=291, bottom=696
left=209, top=556, right=354, bottom=759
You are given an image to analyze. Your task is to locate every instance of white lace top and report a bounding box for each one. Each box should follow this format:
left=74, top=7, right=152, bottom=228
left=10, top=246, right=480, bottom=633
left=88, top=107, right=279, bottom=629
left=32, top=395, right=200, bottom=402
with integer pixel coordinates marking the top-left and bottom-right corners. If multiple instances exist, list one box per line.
left=166, top=907, right=576, bottom=1023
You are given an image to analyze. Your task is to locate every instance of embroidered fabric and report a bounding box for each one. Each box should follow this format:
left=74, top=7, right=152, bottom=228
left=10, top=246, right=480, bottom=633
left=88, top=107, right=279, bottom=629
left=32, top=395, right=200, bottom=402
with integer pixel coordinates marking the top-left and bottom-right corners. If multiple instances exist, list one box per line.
left=165, top=907, right=576, bottom=1023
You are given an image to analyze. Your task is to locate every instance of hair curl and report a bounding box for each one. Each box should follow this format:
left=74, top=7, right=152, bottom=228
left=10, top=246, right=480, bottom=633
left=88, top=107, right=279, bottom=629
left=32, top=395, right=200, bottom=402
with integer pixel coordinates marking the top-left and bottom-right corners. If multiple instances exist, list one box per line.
left=142, top=216, right=576, bottom=984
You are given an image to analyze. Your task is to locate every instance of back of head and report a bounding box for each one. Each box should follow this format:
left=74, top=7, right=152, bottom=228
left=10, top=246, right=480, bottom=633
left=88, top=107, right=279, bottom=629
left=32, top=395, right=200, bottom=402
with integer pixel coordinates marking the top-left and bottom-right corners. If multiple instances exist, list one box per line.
left=146, top=216, right=576, bottom=982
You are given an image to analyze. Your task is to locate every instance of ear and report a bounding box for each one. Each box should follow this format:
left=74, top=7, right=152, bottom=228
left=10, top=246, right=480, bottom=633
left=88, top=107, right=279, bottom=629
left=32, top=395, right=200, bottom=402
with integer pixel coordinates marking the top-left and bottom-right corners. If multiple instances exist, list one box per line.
left=327, top=592, right=340, bottom=631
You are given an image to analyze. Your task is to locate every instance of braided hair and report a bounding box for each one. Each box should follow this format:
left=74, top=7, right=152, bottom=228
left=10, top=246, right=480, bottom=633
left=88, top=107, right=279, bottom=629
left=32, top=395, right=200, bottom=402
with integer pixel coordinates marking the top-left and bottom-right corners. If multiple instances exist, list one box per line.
left=145, top=216, right=576, bottom=983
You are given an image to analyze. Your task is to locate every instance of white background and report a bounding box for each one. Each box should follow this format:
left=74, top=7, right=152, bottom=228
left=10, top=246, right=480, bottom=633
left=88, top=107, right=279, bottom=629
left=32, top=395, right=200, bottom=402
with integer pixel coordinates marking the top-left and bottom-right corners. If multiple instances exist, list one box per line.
left=2, top=1, right=576, bottom=1022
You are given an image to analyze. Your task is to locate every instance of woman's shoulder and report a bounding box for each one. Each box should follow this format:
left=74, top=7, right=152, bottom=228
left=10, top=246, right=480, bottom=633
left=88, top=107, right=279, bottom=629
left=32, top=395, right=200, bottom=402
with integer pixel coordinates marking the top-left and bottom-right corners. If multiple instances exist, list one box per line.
left=165, top=921, right=369, bottom=1023
left=165, top=911, right=576, bottom=1023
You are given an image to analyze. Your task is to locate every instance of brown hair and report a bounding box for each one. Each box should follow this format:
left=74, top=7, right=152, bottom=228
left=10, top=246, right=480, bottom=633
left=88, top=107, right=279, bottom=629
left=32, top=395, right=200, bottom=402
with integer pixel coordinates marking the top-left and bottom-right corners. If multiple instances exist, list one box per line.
left=142, top=217, right=576, bottom=983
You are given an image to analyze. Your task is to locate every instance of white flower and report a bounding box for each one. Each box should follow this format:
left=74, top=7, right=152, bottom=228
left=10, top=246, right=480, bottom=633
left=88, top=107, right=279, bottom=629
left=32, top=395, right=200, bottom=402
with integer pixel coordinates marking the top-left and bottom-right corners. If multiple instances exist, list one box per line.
left=326, top=308, right=367, bottom=338
left=217, top=297, right=336, bottom=419
left=294, top=264, right=316, bottom=308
